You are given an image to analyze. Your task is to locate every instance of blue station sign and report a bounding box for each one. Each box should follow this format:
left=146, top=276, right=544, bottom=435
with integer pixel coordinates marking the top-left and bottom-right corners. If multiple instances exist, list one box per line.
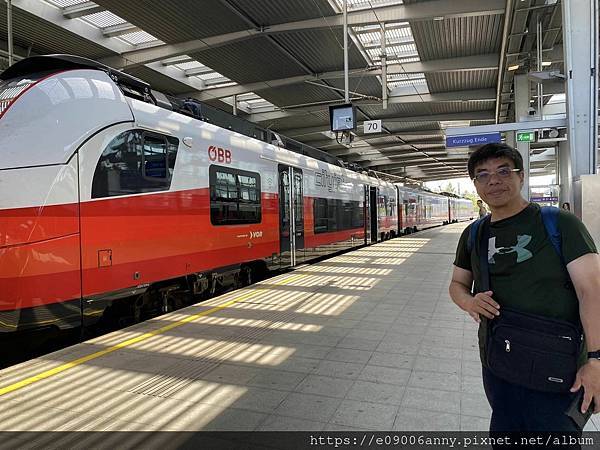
left=446, top=132, right=501, bottom=148
left=531, top=196, right=559, bottom=203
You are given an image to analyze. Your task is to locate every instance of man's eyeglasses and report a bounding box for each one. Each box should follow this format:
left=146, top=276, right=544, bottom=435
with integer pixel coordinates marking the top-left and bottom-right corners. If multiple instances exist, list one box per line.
left=472, top=167, right=521, bottom=183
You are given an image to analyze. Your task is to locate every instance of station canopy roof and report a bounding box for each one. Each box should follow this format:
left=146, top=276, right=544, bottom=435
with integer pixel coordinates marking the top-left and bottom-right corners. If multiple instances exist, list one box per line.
left=0, top=0, right=565, bottom=181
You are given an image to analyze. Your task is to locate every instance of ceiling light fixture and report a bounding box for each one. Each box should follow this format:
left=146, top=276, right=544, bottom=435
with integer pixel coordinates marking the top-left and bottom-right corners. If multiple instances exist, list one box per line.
left=433, top=16, right=444, bottom=21
left=541, top=61, right=552, bottom=67
left=508, top=64, right=520, bottom=71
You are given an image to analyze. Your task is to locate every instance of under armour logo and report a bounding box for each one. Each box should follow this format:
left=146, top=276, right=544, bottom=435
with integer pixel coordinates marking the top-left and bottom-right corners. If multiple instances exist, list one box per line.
left=488, top=235, right=533, bottom=264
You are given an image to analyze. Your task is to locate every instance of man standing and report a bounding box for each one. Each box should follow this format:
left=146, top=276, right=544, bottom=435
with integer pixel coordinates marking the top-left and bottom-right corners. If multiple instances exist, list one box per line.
left=477, top=199, right=488, bottom=218
left=449, top=143, right=600, bottom=432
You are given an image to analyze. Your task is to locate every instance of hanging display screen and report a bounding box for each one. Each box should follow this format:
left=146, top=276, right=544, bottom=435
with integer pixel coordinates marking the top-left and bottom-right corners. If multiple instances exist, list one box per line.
left=329, top=104, right=357, bottom=132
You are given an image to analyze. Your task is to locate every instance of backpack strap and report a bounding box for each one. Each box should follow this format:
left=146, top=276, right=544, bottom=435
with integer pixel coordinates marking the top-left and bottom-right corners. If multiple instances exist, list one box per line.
left=477, top=215, right=492, bottom=292
left=467, top=215, right=487, bottom=254
left=540, top=206, right=564, bottom=265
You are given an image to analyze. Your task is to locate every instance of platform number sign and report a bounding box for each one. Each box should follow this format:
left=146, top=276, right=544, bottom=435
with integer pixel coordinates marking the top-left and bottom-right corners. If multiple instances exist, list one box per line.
left=364, top=120, right=382, bottom=134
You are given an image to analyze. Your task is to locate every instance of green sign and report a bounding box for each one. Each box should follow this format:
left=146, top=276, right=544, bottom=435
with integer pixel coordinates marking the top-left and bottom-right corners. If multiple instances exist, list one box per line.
left=517, top=131, right=535, bottom=142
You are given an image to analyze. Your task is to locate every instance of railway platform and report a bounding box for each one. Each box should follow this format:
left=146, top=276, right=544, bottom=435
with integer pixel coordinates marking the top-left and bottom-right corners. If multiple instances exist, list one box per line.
left=0, top=223, right=598, bottom=437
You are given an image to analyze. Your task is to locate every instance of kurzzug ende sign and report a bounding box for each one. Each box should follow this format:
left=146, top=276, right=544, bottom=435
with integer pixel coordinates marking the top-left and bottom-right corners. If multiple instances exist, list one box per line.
left=445, top=132, right=501, bottom=148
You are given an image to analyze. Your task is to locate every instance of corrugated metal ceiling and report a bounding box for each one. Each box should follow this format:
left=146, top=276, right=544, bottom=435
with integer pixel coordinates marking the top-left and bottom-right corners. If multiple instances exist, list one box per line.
left=228, top=0, right=336, bottom=26
left=361, top=100, right=496, bottom=118
left=93, top=0, right=249, bottom=42
left=327, top=76, right=383, bottom=98
left=266, top=110, right=331, bottom=131
left=358, top=102, right=435, bottom=118
left=426, top=69, right=498, bottom=93
left=258, top=83, right=341, bottom=108
left=273, top=29, right=366, bottom=73
left=386, top=121, right=441, bottom=132
left=411, top=15, right=502, bottom=60
left=2, top=0, right=556, bottom=181
left=0, top=7, right=114, bottom=59
left=189, top=37, right=314, bottom=85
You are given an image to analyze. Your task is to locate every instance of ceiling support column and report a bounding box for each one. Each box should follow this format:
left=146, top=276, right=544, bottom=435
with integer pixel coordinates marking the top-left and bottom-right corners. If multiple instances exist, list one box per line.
left=381, top=23, right=388, bottom=110
left=557, top=140, right=572, bottom=207
left=343, top=0, right=349, bottom=103
left=514, top=74, right=531, bottom=200
left=7, top=0, right=13, bottom=67
left=561, top=0, right=598, bottom=180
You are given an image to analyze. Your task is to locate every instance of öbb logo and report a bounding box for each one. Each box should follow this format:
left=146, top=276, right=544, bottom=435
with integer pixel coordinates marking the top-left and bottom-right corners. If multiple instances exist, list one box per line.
left=208, top=146, right=232, bottom=163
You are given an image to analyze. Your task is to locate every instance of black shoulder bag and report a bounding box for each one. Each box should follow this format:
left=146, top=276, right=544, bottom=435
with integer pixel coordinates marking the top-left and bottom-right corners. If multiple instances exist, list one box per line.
left=478, top=217, right=583, bottom=393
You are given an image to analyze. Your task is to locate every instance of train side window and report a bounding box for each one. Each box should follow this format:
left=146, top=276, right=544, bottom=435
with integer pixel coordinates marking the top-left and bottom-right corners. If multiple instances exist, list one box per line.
left=142, top=134, right=168, bottom=180
left=352, top=201, right=364, bottom=228
left=314, top=198, right=362, bottom=234
left=327, top=199, right=338, bottom=232
left=314, top=198, right=328, bottom=233
left=92, top=130, right=179, bottom=199
left=210, top=165, right=261, bottom=225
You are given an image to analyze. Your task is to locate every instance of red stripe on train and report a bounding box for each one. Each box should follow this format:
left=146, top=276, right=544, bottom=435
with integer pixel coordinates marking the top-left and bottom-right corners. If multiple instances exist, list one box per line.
left=0, top=189, right=380, bottom=312
left=0, top=203, right=79, bottom=248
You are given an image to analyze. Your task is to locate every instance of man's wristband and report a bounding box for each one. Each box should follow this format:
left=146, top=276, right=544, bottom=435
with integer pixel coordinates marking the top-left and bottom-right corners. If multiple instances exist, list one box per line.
left=588, top=351, right=600, bottom=360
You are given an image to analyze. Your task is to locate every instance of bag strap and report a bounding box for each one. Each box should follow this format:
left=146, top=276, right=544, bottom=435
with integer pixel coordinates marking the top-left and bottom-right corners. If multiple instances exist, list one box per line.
left=540, top=206, right=565, bottom=265
left=467, top=215, right=487, bottom=254
left=478, top=215, right=492, bottom=292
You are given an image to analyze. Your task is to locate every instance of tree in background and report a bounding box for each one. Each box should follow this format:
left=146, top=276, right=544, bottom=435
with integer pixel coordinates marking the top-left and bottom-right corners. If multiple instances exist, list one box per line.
left=443, top=182, right=457, bottom=194
left=462, top=191, right=480, bottom=210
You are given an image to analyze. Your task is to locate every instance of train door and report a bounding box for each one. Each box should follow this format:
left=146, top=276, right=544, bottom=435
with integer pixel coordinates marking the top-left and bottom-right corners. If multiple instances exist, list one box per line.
left=370, top=186, right=378, bottom=243
left=364, top=185, right=370, bottom=244
left=396, top=188, right=403, bottom=235
left=278, top=165, right=304, bottom=267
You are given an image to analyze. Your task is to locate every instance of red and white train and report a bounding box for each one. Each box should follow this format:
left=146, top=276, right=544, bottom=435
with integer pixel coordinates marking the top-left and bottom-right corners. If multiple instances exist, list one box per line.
left=0, top=55, right=473, bottom=334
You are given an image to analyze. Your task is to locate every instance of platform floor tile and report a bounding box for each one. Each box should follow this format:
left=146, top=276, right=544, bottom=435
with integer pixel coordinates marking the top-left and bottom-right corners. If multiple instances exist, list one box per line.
left=0, top=223, right=508, bottom=432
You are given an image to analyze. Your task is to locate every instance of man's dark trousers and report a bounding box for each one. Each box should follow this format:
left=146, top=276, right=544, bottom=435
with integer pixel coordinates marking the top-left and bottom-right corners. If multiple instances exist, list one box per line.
left=482, top=367, right=582, bottom=432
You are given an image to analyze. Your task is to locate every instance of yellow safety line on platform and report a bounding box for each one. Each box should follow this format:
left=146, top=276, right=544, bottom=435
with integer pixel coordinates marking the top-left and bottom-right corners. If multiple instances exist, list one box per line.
left=0, top=273, right=306, bottom=397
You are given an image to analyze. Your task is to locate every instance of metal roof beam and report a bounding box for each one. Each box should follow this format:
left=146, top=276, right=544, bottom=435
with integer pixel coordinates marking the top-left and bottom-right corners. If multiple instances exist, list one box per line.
left=363, top=37, right=415, bottom=50
left=142, top=61, right=206, bottom=91
left=161, top=55, right=194, bottom=66
left=355, top=23, right=411, bottom=34
left=316, top=141, right=442, bottom=152
left=250, top=109, right=494, bottom=125
left=274, top=89, right=494, bottom=122
left=102, top=23, right=140, bottom=38
left=388, top=53, right=498, bottom=75
left=389, top=88, right=496, bottom=104
left=186, top=54, right=498, bottom=101
left=100, top=29, right=263, bottom=69
left=372, top=161, right=439, bottom=171
left=348, top=150, right=447, bottom=163
left=445, top=118, right=567, bottom=136
left=184, top=66, right=215, bottom=77
left=283, top=126, right=442, bottom=138
left=99, top=0, right=504, bottom=69
left=204, top=76, right=231, bottom=86
left=63, top=1, right=104, bottom=19
left=367, top=159, right=443, bottom=167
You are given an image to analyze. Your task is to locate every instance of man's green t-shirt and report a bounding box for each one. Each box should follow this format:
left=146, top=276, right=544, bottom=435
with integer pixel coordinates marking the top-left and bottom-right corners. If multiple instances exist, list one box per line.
left=453, top=203, right=597, bottom=365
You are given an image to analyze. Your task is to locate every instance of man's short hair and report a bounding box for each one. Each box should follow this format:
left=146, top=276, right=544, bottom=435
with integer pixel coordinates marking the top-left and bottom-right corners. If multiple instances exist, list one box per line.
left=467, top=143, right=524, bottom=179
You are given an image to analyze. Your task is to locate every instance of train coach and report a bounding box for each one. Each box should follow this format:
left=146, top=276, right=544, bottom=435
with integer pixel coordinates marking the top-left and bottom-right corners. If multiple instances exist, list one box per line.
left=0, top=55, right=399, bottom=333
left=396, top=186, right=473, bottom=234
left=0, top=54, right=472, bottom=335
